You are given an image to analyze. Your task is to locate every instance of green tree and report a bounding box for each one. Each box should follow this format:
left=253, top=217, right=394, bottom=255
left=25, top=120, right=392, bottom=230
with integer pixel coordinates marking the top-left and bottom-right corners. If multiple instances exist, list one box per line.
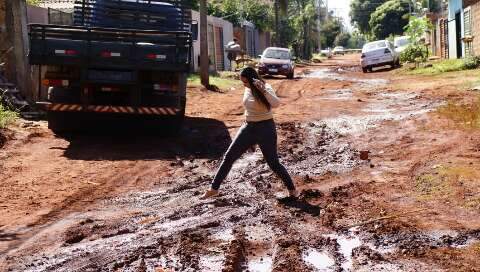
left=369, top=0, right=410, bottom=39
left=350, top=0, right=388, bottom=34
left=404, top=16, right=433, bottom=43
left=208, top=0, right=273, bottom=32
left=290, top=0, right=317, bottom=59
left=26, top=0, right=41, bottom=5
left=320, top=18, right=342, bottom=48
left=348, top=31, right=367, bottom=49
left=334, top=32, right=351, bottom=47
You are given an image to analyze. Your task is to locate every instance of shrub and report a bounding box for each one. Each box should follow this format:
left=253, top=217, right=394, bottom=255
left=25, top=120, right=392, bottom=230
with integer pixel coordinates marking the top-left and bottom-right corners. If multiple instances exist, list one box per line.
left=400, top=44, right=428, bottom=63
left=463, top=56, right=480, bottom=70
left=0, top=103, right=18, bottom=129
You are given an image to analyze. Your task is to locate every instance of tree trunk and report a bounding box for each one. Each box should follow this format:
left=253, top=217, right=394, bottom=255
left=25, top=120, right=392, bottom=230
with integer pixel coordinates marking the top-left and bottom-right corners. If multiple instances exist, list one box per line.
left=303, top=20, right=308, bottom=59
left=274, top=0, right=279, bottom=46
left=6, top=0, right=33, bottom=102
left=199, top=0, right=209, bottom=87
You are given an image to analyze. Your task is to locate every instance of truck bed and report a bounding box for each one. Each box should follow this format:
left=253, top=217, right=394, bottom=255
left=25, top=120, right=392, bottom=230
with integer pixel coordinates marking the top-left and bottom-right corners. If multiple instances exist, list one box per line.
left=29, top=24, right=192, bottom=71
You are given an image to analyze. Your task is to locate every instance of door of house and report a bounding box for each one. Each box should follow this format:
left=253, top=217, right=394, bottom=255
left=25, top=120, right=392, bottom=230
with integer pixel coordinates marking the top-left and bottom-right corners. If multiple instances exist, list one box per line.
left=455, top=12, right=462, bottom=58
left=214, top=26, right=225, bottom=71
left=207, top=24, right=216, bottom=71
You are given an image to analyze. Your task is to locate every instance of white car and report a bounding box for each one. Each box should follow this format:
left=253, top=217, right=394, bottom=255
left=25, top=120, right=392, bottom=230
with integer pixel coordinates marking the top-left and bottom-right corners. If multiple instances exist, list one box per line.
left=333, top=46, right=345, bottom=55
left=394, top=36, right=410, bottom=53
left=360, top=40, right=400, bottom=73
left=320, top=48, right=332, bottom=58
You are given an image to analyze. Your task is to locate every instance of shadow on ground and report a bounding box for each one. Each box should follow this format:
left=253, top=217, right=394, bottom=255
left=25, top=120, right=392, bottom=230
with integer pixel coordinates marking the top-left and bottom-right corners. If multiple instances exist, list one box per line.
left=56, top=117, right=231, bottom=161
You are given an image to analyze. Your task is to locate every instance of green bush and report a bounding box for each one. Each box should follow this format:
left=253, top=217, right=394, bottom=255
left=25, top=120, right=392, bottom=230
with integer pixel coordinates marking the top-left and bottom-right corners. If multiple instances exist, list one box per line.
left=463, top=56, right=480, bottom=70
left=0, top=103, right=18, bottom=129
left=400, top=45, right=428, bottom=63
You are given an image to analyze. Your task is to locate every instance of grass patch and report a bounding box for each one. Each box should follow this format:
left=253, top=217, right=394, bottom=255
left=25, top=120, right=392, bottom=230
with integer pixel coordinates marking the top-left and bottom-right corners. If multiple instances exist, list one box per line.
left=187, top=73, right=241, bottom=90
left=405, top=59, right=467, bottom=75
left=415, top=165, right=480, bottom=209
left=437, top=96, right=480, bottom=129
left=0, top=103, right=18, bottom=129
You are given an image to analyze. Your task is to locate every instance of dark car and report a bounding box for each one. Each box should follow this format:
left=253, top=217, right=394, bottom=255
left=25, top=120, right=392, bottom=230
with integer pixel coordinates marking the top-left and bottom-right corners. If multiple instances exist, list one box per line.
left=258, top=47, right=295, bottom=79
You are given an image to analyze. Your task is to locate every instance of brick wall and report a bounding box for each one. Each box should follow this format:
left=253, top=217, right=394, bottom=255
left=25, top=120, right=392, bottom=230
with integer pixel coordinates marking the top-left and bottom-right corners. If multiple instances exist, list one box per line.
left=471, top=2, right=480, bottom=55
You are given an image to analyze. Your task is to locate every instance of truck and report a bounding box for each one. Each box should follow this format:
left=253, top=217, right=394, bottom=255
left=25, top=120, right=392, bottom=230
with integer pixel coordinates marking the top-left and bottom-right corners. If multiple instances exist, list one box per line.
left=28, top=0, right=197, bottom=133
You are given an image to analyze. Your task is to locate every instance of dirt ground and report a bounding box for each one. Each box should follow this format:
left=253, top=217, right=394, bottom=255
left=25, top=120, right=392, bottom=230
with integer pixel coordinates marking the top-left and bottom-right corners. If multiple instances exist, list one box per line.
left=1, top=54, right=480, bottom=272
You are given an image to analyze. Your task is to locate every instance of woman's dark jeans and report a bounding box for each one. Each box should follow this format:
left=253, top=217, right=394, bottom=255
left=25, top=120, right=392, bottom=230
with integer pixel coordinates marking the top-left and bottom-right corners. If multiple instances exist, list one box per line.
left=211, top=119, right=295, bottom=191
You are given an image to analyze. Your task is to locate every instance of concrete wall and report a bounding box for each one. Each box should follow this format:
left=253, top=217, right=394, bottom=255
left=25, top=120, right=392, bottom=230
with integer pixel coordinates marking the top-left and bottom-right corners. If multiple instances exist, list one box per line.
left=448, top=0, right=465, bottom=58
left=191, top=10, right=233, bottom=72
left=27, top=5, right=49, bottom=24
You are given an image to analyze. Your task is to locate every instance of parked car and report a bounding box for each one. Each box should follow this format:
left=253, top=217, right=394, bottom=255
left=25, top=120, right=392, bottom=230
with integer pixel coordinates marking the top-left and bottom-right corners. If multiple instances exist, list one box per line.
left=360, top=40, right=400, bottom=73
left=258, top=47, right=295, bottom=79
left=320, top=48, right=333, bottom=58
left=394, top=36, right=410, bottom=53
left=333, top=46, right=345, bottom=55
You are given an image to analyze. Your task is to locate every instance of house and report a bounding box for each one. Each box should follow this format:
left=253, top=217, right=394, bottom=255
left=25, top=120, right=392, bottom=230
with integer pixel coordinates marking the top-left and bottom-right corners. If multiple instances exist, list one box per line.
left=233, top=21, right=272, bottom=58
left=191, top=10, right=234, bottom=72
left=446, top=0, right=480, bottom=58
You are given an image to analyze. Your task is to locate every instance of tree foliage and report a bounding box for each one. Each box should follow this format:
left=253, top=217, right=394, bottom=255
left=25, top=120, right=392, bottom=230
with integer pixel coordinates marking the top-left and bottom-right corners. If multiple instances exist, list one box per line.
left=206, top=0, right=273, bottom=32
left=320, top=18, right=342, bottom=48
left=369, top=0, right=410, bottom=39
left=404, top=16, right=433, bottom=44
left=350, top=0, right=388, bottom=34
left=334, top=32, right=351, bottom=47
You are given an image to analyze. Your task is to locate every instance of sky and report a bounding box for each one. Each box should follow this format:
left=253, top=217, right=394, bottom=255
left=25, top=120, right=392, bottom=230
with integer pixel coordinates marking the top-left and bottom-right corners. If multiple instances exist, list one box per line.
left=327, top=0, right=353, bottom=31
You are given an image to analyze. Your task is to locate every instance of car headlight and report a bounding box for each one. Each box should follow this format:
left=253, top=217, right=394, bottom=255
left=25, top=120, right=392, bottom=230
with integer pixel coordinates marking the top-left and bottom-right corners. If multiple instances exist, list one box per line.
left=282, top=64, right=290, bottom=69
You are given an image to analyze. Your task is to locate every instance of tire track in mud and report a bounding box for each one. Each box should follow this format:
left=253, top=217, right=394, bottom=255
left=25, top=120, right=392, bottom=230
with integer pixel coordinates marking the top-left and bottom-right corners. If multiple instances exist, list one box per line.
left=4, top=68, right=480, bottom=272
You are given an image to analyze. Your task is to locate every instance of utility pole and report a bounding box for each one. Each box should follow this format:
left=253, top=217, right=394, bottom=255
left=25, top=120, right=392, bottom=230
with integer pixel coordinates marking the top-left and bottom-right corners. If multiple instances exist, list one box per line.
left=199, top=0, right=209, bottom=88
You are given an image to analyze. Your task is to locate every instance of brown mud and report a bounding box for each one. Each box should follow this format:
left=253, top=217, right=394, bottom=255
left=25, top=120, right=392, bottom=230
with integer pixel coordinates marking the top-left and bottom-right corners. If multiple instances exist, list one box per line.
left=1, top=55, right=480, bottom=271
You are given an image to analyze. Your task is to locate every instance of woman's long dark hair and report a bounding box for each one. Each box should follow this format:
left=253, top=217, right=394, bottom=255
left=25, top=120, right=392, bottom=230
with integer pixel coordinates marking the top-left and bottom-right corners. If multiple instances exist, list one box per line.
left=240, top=67, right=271, bottom=110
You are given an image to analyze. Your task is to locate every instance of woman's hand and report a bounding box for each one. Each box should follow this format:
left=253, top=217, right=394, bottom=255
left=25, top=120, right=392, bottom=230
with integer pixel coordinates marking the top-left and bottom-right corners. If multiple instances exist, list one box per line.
left=253, top=79, right=266, bottom=92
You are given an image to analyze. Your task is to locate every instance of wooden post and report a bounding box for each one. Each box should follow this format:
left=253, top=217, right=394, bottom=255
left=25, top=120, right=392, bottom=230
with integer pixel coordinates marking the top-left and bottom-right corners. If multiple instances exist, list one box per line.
left=5, top=0, right=33, bottom=102
left=199, top=0, right=209, bottom=88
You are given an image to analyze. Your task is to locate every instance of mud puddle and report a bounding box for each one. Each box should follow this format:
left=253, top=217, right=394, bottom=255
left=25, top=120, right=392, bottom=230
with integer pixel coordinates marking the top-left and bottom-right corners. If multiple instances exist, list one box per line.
left=303, top=68, right=389, bottom=88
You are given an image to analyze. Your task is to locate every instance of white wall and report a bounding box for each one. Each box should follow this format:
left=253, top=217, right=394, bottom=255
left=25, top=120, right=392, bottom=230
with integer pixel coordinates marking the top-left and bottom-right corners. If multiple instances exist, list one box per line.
left=191, top=10, right=233, bottom=72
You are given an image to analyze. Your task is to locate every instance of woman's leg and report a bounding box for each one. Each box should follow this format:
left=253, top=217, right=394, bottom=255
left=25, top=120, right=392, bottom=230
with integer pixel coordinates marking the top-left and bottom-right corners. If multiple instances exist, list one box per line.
left=257, top=121, right=296, bottom=191
left=211, top=124, right=256, bottom=190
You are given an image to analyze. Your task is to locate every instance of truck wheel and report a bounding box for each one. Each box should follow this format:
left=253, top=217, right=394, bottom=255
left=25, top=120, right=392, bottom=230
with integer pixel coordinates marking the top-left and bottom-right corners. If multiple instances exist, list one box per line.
left=47, top=111, right=78, bottom=134
left=164, top=97, right=186, bottom=136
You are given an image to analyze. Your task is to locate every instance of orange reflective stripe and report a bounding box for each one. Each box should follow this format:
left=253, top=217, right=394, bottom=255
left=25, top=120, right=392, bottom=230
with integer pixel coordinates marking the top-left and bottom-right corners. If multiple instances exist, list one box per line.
left=150, top=107, right=160, bottom=114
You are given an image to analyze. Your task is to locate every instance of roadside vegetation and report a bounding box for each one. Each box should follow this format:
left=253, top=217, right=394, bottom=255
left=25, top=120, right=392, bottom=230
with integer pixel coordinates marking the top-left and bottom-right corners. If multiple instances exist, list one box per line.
left=403, top=57, right=480, bottom=75
left=188, top=73, right=240, bottom=90
left=0, top=102, right=18, bottom=129
left=415, top=165, right=480, bottom=210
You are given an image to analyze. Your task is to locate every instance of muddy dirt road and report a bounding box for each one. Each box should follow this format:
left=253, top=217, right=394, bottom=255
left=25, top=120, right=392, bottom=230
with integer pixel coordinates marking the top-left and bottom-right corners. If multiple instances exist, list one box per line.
left=1, top=54, right=480, bottom=271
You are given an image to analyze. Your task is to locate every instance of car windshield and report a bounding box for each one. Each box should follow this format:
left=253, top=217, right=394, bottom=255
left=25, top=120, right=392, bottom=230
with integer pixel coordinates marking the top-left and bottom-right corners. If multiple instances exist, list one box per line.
left=395, top=37, right=409, bottom=47
left=363, top=41, right=386, bottom=52
left=264, top=49, right=291, bottom=59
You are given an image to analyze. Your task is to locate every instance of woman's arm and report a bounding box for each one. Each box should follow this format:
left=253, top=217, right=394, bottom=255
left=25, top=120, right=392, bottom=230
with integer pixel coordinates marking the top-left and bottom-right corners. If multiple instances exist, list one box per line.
left=253, top=80, right=280, bottom=108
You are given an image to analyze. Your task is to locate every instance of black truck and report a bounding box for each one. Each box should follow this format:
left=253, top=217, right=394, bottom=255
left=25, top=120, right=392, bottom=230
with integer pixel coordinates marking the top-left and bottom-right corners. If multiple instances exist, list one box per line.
left=29, top=0, right=197, bottom=133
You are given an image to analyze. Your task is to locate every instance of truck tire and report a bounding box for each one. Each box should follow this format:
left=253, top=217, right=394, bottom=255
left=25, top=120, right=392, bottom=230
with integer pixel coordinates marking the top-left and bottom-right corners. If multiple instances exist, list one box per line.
left=47, top=87, right=80, bottom=133
left=163, top=97, right=186, bottom=136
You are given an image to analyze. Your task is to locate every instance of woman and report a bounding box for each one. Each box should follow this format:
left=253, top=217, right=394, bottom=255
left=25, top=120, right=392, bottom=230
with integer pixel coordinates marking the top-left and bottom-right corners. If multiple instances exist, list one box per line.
left=200, top=67, right=297, bottom=199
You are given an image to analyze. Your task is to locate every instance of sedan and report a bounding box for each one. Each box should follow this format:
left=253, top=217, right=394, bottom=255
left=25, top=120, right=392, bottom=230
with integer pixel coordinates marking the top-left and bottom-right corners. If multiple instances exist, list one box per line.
left=258, top=47, right=295, bottom=79
left=360, top=40, right=400, bottom=73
